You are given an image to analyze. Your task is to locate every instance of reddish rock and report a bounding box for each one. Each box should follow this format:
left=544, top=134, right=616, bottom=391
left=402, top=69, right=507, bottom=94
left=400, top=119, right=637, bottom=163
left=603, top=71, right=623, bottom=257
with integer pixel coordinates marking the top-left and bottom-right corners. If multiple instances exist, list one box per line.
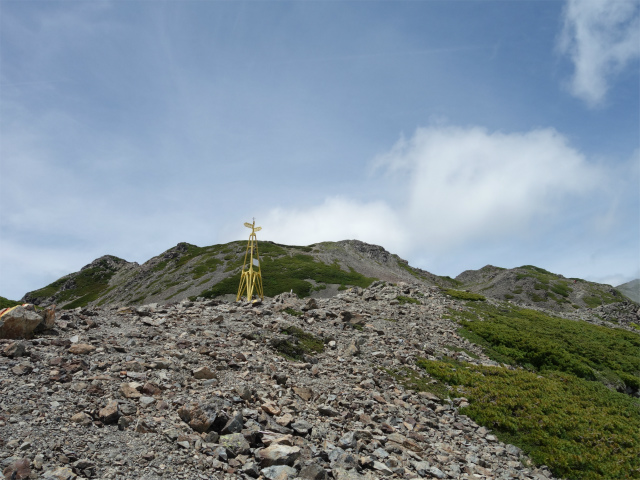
left=2, top=458, right=31, bottom=479
left=141, top=382, right=162, bottom=396
left=2, top=341, right=26, bottom=358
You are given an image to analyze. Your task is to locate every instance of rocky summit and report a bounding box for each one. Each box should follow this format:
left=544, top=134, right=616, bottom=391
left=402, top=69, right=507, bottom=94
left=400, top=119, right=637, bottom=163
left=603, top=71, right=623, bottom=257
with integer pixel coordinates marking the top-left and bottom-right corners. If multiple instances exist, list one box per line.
left=0, top=281, right=576, bottom=480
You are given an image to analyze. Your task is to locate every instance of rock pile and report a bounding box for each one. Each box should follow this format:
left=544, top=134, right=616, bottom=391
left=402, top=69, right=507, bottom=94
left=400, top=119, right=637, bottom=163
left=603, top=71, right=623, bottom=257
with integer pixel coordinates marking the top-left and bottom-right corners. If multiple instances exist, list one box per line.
left=2, top=282, right=563, bottom=479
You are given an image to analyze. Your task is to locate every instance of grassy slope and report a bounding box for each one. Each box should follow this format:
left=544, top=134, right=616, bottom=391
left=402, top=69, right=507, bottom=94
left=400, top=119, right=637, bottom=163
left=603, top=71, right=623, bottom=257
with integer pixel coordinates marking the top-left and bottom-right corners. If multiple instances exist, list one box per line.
left=27, top=256, right=125, bottom=309
left=0, top=296, right=22, bottom=309
left=390, top=299, right=640, bottom=480
left=195, top=243, right=377, bottom=299
left=448, top=302, right=640, bottom=392
left=416, top=359, right=640, bottom=480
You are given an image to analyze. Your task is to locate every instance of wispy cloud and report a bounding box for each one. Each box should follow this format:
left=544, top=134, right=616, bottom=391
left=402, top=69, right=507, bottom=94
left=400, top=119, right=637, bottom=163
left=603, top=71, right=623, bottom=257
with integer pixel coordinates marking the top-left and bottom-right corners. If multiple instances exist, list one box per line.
left=558, top=0, right=640, bottom=107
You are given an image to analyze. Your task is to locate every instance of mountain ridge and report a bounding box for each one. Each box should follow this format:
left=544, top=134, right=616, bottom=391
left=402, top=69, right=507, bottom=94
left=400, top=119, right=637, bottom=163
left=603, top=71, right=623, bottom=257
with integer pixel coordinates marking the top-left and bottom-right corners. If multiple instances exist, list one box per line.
left=20, top=239, right=634, bottom=314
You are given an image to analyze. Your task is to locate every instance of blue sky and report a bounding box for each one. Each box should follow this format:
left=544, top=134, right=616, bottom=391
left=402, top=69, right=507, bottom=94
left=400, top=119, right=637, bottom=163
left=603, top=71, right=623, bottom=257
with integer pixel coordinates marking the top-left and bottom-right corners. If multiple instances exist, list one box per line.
left=1, top=0, right=638, bottom=300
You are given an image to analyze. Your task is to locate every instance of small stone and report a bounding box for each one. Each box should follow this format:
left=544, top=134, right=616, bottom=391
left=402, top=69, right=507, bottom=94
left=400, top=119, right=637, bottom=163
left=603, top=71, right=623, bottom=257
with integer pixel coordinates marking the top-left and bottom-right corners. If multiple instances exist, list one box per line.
left=298, top=463, right=327, bottom=480
left=139, top=396, right=156, bottom=406
left=11, top=363, right=32, bottom=375
left=68, top=343, right=96, bottom=355
left=70, top=412, right=92, bottom=426
left=120, top=382, right=142, bottom=398
left=317, top=405, right=340, bottom=417
left=99, top=400, right=120, bottom=424
left=221, top=413, right=244, bottom=434
left=41, top=466, right=77, bottom=480
left=177, top=402, right=218, bottom=433
left=193, top=366, right=216, bottom=379
left=372, top=461, right=393, bottom=476
left=261, top=465, right=297, bottom=480
left=2, top=341, right=26, bottom=358
left=293, top=386, right=313, bottom=401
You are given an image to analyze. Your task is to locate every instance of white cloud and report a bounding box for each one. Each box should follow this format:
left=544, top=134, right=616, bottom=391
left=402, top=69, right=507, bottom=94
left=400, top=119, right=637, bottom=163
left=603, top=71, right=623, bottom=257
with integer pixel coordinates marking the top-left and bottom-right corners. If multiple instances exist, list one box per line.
left=558, top=0, right=640, bottom=106
left=259, top=197, right=408, bottom=252
left=260, top=126, right=605, bottom=259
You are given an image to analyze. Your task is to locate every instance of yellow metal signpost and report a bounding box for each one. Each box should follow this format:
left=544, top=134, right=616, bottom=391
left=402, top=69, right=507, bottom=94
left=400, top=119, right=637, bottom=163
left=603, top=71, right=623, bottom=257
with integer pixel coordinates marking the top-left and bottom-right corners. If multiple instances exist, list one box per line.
left=236, top=220, right=264, bottom=302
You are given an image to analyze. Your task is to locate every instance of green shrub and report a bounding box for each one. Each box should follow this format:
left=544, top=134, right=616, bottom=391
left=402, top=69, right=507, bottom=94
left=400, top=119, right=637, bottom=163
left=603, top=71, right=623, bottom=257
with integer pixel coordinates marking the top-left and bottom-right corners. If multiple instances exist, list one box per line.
left=198, top=252, right=376, bottom=299
left=272, top=325, right=325, bottom=360
left=550, top=281, right=572, bottom=297
left=415, top=358, right=640, bottom=480
left=448, top=302, right=640, bottom=394
left=396, top=295, right=421, bottom=305
left=444, top=289, right=486, bottom=301
left=191, top=256, right=222, bottom=279
left=283, top=307, right=303, bottom=317
left=0, top=296, right=21, bottom=309
left=152, top=260, right=168, bottom=272
left=529, top=292, right=545, bottom=302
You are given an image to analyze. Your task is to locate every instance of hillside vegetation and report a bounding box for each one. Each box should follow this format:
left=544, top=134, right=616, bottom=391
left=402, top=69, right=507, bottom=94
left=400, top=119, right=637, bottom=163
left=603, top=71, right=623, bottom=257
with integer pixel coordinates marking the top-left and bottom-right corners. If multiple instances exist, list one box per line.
left=455, top=264, right=627, bottom=312
left=0, top=296, right=22, bottom=309
left=387, top=298, right=640, bottom=480
left=20, top=240, right=635, bottom=314
left=415, top=359, right=640, bottom=480
left=21, top=240, right=419, bottom=309
left=446, top=301, right=640, bottom=394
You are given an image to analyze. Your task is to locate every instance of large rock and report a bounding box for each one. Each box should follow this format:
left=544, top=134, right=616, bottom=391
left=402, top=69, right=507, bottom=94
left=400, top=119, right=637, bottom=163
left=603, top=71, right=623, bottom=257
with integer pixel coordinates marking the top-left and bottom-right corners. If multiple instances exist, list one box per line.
left=0, top=306, right=42, bottom=339
left=2, top=458, right=31, bottom=480
left=261, top=465, right=297, bottom=480
left=178, top=402, right=220, bottom=433
left=257, top=444, right=301, bottom=467
left=218, top=433, right=251, bottom=457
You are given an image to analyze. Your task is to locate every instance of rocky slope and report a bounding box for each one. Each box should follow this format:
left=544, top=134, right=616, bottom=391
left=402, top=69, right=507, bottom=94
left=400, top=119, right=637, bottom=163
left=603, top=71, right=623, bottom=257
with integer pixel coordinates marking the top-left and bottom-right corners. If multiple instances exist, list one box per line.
left=2, top=281, right=565, bottom=480
left=454, top=264, right=628, bottom=312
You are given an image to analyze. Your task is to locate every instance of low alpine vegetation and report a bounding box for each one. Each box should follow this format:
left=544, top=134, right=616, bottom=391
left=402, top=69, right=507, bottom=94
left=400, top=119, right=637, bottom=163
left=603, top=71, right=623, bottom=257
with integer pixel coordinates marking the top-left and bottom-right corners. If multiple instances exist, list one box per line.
left=414, top=358, right=640, bottom=480
left=447, top=302, right=640, bottom=394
